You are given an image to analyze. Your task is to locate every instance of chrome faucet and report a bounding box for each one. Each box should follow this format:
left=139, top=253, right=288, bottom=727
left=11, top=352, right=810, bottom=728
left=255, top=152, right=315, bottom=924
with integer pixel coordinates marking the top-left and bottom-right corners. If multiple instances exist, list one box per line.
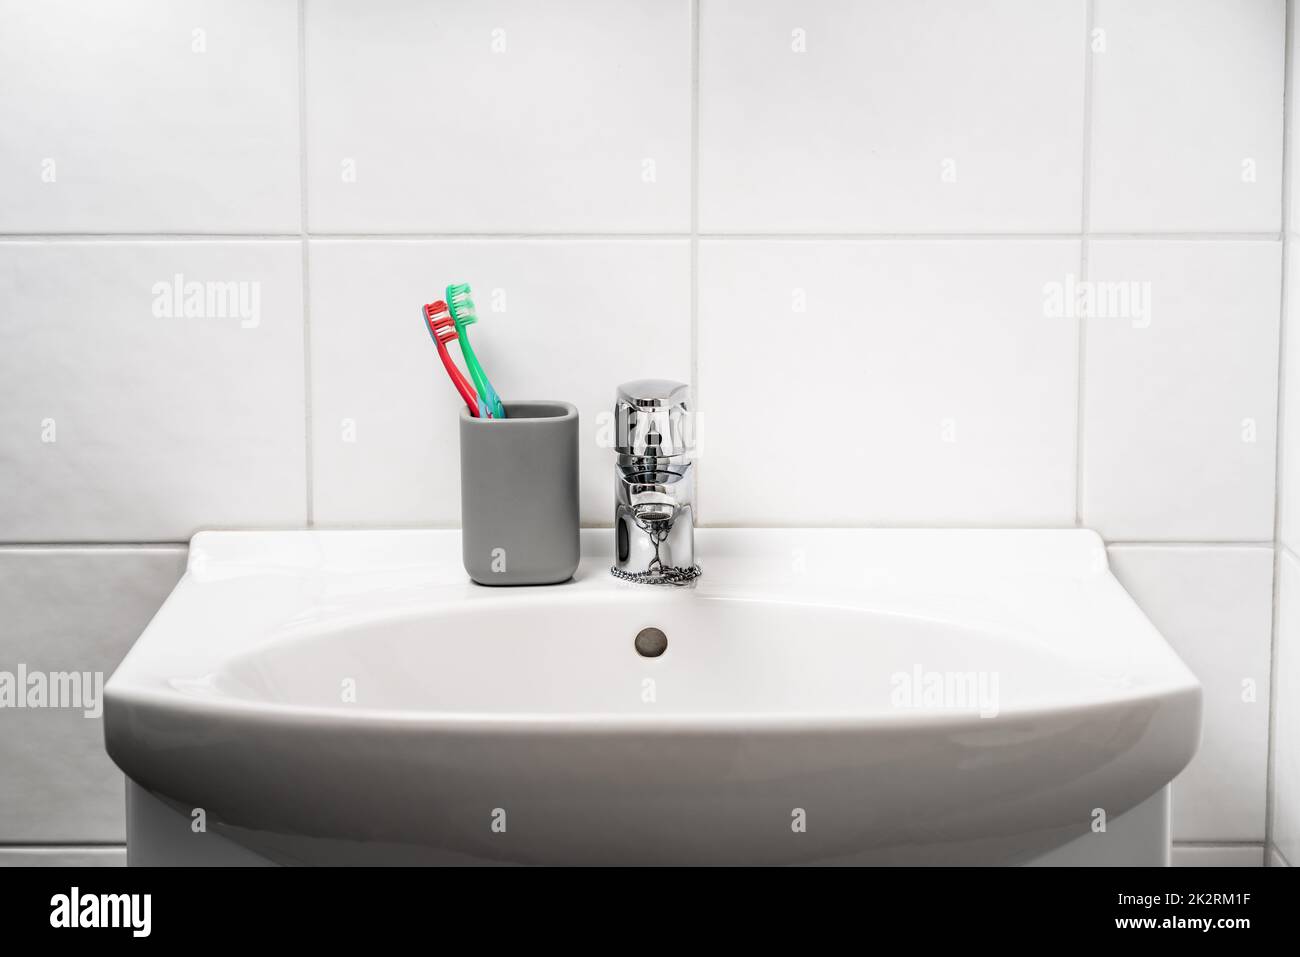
left=611, top=379, right=699, bottom=584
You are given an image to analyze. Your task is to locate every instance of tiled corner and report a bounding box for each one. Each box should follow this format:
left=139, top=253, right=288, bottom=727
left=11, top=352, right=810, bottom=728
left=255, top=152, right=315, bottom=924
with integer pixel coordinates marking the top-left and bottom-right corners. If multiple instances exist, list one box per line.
left=0, top=548, right=187, bottom=843
left=0, top=0, right=300, bottom=233
left=1279, top=245, right=1300, bottom=552
left=1170, top=845, right=1264, bottom=867
left=1271, top=8, right=1300, bottom=877
left=304, top=0, right=691, bottom=233
left=1291, top=5, right=1300, bottom=230
left=1108, top=545, right=1273, bottom=843
left=1272, top=549, right=1300, bottom=868
left=1089, top=0, right=1284, bottom=232
left=697, top=239, right=1079, bottom=525
left=1082, top=240, right=1281, bottom=541
left=0, top=847, right=126, bottom=867
left=699, top=0, right=1086, bottom=232
left=309, top=240, right=690, bottom=525
left=0, top=241, right=307, bottom=541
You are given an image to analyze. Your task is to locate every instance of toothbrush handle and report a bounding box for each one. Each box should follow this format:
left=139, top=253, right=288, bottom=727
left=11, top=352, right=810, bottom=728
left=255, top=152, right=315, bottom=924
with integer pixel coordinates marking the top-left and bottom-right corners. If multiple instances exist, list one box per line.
left=435, top=339, right=481, bottom=416
left=457, top=338, right=489, bottom=405
left=481, top=378, right=505, bottom=419
left=456, top=337, right=504, bottom=418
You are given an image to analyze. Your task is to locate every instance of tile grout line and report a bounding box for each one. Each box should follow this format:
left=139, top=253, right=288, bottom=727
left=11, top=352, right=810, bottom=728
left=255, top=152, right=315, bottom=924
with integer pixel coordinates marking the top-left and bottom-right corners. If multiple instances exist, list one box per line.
left=1171, top=840, right=1267, bottom=847
left=298, top=0, right=314, bottom=527
left=1265, top=0, right=1295, bottom=868
left=0, top=538, right=1279, bottom=549
left=0, top=843, right=126, bottom=849
left=0, top=232, right=1284, bottom=242
left=690, top=0, right=701, bottom=524
left=1074, top=0, right=1097, bottom=528
left=1107, top=540, right=1276, bottom=549
left=0, top=543, right=189, bottom=550
left=694, top=232, right=1283, bottom=241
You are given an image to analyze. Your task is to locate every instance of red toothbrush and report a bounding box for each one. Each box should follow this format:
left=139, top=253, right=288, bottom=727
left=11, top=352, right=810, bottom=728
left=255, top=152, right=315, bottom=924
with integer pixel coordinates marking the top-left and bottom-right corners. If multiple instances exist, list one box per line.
left=422, top=300, right=483, bottom=417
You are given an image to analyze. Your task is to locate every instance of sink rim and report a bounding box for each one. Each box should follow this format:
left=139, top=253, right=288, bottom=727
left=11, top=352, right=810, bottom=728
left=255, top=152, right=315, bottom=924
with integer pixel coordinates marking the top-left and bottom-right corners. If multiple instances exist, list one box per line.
left=105, top=527, right=1201, bottom=733
left=107, top=680, right=1198, bottom=736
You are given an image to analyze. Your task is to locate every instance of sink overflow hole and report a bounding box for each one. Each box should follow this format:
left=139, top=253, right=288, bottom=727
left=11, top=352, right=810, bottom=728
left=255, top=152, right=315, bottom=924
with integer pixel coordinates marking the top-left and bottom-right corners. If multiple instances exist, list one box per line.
left=635, top=627, right=668, bottom=658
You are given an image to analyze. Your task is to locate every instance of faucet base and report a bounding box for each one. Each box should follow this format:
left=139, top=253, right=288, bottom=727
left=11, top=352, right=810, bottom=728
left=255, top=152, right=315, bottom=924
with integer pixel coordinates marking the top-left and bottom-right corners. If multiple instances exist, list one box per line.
left=613, top=499, right=696, bottom=580
left=609, top=563, right=702, bottom=586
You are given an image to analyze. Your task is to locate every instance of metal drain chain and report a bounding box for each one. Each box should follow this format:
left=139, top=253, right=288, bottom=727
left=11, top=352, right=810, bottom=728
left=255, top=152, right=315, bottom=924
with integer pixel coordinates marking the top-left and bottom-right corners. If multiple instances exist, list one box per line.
left=610, top=564, right=702, bottom=586
left=611, top=511, right=701, bottom=585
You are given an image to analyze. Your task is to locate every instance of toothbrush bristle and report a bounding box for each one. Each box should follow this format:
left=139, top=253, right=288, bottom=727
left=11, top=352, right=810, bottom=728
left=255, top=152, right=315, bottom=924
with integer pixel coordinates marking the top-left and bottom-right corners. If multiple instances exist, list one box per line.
left=446, top=283, right=477, bottom=325
left=423, top=301, right=457, bottom=343
left=431, top=316, right=457, bottom=340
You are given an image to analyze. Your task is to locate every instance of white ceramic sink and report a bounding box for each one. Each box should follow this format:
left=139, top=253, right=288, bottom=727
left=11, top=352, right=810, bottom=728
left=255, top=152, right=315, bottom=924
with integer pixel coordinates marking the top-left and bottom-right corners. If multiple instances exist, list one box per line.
left=105, top=528, right=1200, bottom=866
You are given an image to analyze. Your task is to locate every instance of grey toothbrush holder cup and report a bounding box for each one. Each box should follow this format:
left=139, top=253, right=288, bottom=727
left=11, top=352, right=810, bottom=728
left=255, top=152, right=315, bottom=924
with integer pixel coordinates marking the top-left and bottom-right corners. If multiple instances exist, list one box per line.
left=459, top=401, right=580, bottom=586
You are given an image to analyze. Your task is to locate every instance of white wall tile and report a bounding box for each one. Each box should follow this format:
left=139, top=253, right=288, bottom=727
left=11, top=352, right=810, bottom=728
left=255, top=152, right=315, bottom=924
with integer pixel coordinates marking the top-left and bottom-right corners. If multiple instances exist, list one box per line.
left=1273, top=549, right=1300, bottom=868
left=1082, top=241, right=1281, bottom=541
left=1269, top=846, right=1291, bottom=867
left=698, top=240, right=1079, bottom=525
left=1090, top=0, right=1284, bottom=232
left=0, top=242, right=307, bottom=541
left=305, top=0, right=690, bottom=233
left=0, top=847, right=126, bottom=867
left=1108, top=546, right=1273, bottom=842
left=309, top=240, right=690, bottom=525
left=0, top=0, right=300, bottom=233
left=1290, top=4, right=1300, bottom=232
left=699, top=0, right=1086, bottom=233
left=1171, top=845, right=1264, bottom=867
left=1289, top=5, right=1300, bottom=231
left=0, top=548, right=187, bottom=843
left=1279, top=245, right=1300, bottom=551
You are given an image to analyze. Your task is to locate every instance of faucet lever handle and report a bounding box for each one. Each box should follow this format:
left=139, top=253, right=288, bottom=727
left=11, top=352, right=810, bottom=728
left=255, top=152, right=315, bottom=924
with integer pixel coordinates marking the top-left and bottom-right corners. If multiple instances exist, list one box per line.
left=615, top=379, right=693, bottom=457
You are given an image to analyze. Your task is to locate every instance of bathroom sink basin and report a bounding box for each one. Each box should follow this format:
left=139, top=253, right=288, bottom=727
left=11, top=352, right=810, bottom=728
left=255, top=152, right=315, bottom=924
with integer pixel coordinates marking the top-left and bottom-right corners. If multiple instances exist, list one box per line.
left=105, top=529, right=1200, bottom=866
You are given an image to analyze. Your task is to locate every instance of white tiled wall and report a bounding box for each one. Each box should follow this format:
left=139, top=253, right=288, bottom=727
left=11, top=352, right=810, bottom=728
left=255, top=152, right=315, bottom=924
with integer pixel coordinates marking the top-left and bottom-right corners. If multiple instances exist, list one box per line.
left=0, top=0, right=301, bottom=233
left=0, top=0, right=1291, bottom=865
left=0, top=241, right=307, bottom=541
left=1082, top=240, right=1281, bottom=541
left=1108, top=547, right=1273, bottom=843
left=1272, top=552, right=1300, bottom=866
left=698, top=239, right=1080, bottom=525
left=1172, top=845, right=1266, bottom=867
left=699, top=0, right=1087, bottom=232
left=305, top=0, right=692, bottom=233
left=0, top=549, right=186, bottom=847
left=1268, top=0, right=1300, bottom=872
left=1089, top=0, right=1284, bottom=232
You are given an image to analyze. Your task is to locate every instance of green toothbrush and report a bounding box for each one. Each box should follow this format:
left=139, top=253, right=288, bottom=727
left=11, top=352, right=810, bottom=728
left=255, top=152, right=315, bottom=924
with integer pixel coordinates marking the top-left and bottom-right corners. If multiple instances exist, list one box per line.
left=445, top=283, right=505, bottom=419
